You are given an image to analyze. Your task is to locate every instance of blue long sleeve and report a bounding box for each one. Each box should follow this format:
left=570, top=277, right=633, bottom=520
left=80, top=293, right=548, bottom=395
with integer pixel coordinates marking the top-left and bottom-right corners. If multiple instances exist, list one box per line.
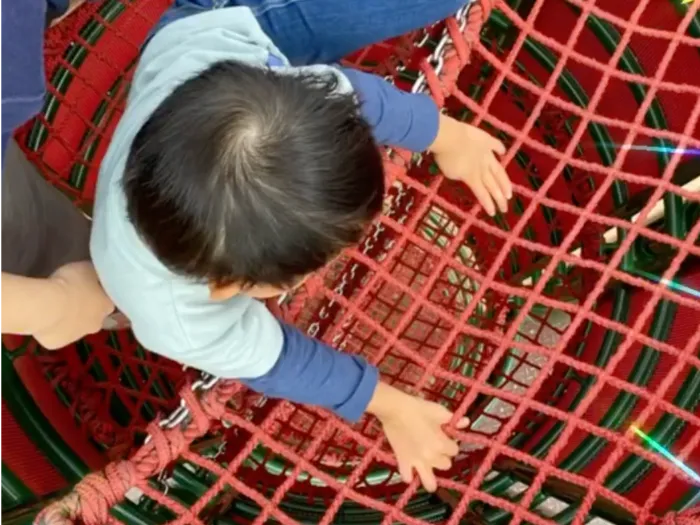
left=2, top=1, right=48, bottom=160
left=2, top=0, right=102, bottom=159
left=340, top=68, right=440, bottom=152
left=147, top=5, right=439, bottom=152
left=241, top=323, right=379, bottom=422
left=46, top=0, right=69, bottom=13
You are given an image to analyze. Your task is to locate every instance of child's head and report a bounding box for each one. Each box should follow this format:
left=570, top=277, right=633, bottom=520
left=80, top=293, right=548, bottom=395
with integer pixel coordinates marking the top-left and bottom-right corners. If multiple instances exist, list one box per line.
left=124, top=60, right=385, bottom=300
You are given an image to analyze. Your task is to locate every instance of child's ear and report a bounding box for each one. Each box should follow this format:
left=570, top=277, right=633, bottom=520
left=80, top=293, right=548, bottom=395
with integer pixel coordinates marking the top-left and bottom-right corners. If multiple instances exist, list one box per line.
left=209, top=281, right=242, bottom=301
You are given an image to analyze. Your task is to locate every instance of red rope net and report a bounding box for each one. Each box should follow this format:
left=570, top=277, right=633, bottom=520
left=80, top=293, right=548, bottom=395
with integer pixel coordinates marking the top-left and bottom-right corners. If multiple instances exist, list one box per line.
left=5, top=0, right=700, bottom=524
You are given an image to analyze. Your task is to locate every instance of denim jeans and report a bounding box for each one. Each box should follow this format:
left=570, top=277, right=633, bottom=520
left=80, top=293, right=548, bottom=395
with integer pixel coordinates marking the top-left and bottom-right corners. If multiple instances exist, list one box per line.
left=156, top=0, right=471, bottom=65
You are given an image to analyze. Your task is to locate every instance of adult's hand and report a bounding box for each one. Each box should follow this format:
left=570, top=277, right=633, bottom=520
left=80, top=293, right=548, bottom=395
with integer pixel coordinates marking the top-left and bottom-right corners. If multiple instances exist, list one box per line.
left=2, top=261, right=115, bottom=349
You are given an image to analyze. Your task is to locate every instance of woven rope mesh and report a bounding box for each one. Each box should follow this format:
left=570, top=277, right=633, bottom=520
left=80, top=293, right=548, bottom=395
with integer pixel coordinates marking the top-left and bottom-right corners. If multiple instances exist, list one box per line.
left=3, top=0, right=700, bottom=524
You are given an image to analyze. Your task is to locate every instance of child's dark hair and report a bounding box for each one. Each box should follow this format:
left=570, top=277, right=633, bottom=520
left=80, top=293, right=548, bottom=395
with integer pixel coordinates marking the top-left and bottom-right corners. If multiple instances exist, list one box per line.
left=124, top=60, right=385, bottom=288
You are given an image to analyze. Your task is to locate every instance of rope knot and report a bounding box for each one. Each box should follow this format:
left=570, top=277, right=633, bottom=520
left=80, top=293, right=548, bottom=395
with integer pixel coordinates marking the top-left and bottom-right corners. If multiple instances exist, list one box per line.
left=78, top=463, right=137, bottom=524
left=200, top=382, right=238, bottom=421
left=34, top=462, right=137, bottom=525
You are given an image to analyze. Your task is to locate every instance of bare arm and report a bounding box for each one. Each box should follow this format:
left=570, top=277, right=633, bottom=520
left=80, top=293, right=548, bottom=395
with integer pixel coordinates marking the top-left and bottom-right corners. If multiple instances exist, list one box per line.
left=2, top=272, right=65, bottom=336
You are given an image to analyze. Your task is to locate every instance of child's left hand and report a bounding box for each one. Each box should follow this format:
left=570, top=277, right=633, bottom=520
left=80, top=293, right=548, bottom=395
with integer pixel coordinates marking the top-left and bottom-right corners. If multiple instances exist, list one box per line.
left=367, top=382, right=469, bottom=493
left=429, top=115, right=512, bottom=217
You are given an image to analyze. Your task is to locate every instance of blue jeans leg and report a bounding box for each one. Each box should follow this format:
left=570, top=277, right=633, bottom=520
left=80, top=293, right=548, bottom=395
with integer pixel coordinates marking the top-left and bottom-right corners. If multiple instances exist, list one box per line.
left=167, top=0, right=471, bottom=65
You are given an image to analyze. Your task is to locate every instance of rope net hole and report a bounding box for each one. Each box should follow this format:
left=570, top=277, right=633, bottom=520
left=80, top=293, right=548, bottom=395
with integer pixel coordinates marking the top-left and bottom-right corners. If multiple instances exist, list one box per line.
left=2, top=0, right=699, bottom=524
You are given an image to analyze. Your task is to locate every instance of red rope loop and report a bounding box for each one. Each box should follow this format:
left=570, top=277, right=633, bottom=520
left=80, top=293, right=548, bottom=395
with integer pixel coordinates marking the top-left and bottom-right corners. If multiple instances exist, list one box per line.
left=422, top=0, right=495, bottom=106
left=286, top=273, right=325, bottom=320
left=199, top=382, right=235, bottom=421
left=662, top=507, right=700, bottom=525
left=211, top=379, right=244, bottom=408
left=464, top=0, right=496, bottom=57
left=179, top=388, right=211, bottom=435
left=304, top=274, right=325, bottom=299
left=141, top=422, right=180, bottom=473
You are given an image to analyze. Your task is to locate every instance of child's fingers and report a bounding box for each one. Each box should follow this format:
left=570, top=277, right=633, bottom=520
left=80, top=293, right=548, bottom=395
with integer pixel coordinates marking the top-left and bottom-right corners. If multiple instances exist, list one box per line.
left=456, top=417, right=471, bottom=429
left=489, top=156, right=512, bottom=199
left=470, top=182, right=496, bottom=216
left=485, top=134, right=506, bottom=155
left=438, top=434, right=460, bottom=457
left=482, top=173, right=508, bottom=214
left=428, top=402, right=453, bottom=424
left=416, top=463, right=438, bottom=493
left=433, top=455, right=453, bottom=471
left=398, top=459, right=413, bottom=485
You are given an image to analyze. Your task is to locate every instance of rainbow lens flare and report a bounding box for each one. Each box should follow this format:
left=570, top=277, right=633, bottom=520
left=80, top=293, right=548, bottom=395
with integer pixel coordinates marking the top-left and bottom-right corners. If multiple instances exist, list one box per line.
left=631, top=268, right=700, bottom=300
left=630, top=425, right=700, bottom=484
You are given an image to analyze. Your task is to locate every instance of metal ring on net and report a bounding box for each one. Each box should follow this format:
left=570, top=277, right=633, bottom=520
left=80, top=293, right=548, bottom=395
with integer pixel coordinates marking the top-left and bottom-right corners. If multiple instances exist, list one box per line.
left=2, top=0, right=700, bottom=524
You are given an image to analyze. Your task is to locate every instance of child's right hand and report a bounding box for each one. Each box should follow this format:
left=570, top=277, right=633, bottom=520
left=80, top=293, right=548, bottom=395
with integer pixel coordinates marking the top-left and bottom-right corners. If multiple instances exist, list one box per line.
left=367, top=382, right=469, bottom=492
left=428, top=114, right=512, bottom=217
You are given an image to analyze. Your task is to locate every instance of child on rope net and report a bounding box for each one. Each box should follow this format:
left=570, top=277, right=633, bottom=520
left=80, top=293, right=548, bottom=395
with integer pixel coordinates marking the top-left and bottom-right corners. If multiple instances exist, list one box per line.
left=91, top=0, right=512, bottom=492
